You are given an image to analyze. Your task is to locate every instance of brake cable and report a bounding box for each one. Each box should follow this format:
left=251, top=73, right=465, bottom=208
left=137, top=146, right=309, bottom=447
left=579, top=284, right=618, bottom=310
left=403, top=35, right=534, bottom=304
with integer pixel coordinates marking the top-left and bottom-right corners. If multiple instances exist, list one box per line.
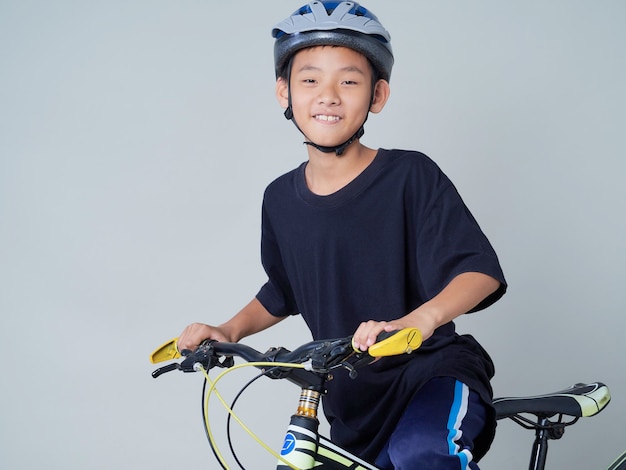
left=197, top=361, right=306, bottom=470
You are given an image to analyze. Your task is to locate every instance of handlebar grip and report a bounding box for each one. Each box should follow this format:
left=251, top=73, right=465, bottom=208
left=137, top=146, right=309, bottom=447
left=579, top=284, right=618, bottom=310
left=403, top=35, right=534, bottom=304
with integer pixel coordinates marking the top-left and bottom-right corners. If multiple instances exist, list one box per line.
left=367, top=328, right=422, bottom=357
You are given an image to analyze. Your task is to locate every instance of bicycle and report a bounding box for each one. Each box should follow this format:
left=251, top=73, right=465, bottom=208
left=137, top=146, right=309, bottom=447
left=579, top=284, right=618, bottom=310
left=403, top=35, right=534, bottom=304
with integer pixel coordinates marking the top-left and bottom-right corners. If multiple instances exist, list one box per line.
left=150, top=328, right=623, bottom=470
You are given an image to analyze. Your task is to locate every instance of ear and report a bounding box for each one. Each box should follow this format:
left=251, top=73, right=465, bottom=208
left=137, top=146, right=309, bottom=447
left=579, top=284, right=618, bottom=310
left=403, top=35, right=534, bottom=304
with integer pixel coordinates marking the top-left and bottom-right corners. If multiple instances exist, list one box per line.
left=369, top=79, right=390, bottom=114
left=276, top=77, right=289, bottom=109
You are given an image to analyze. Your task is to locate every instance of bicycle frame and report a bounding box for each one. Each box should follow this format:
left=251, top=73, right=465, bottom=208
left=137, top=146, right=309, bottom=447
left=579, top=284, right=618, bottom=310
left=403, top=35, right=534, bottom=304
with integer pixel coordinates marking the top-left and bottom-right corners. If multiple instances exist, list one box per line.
left=277, top=389, right=379, bottom=470
left=279, top=415, right=378, bottom=469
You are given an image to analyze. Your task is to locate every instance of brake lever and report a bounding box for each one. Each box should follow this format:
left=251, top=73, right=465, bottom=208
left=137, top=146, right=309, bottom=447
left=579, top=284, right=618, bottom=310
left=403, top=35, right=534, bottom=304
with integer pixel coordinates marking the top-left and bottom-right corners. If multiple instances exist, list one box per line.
left=152, top=363, right=181, bottom=378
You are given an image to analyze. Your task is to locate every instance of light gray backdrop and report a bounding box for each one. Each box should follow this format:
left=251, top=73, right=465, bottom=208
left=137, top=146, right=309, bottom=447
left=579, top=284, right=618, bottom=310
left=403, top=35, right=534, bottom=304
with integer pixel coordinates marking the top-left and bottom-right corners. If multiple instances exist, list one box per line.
left=1, top=1, right=624, bottom=469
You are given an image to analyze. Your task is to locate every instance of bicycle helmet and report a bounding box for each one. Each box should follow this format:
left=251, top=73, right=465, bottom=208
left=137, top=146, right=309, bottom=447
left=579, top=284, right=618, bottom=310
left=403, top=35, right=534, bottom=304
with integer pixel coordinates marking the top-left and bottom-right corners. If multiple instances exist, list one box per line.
left=272, top=1, right=394, bottom=155
left=272, top=1, right=393, bottom=82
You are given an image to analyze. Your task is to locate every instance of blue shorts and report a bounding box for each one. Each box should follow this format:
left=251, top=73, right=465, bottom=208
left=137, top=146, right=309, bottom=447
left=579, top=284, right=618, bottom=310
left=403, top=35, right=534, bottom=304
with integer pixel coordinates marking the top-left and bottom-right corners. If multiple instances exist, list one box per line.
left=374, top=377, right=489, bottom=470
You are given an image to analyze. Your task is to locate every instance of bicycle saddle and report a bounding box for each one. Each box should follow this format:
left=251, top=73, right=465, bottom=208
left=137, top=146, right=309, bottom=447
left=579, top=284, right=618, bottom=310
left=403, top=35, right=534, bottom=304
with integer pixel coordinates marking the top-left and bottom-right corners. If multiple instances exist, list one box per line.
left=493, top=382, right=610, bottom=419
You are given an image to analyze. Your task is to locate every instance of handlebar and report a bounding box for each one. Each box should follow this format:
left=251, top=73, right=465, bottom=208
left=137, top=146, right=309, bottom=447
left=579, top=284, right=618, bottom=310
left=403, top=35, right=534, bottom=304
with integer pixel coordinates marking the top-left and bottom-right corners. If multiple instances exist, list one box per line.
left=150, top=327, right=422, bottom=389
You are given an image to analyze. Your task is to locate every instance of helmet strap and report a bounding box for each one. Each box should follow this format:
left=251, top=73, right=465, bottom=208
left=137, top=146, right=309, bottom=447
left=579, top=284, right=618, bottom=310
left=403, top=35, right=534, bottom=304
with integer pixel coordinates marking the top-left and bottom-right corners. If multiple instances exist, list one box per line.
left=303, top=125, right=365, bottom=156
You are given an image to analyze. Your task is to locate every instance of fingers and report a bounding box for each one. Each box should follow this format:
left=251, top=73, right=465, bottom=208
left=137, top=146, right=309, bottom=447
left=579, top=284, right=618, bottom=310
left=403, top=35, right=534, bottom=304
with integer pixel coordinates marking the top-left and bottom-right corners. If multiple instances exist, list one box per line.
left=177, top=323, right=215, bottom=353
left=353, top=320, right=398, bottom=352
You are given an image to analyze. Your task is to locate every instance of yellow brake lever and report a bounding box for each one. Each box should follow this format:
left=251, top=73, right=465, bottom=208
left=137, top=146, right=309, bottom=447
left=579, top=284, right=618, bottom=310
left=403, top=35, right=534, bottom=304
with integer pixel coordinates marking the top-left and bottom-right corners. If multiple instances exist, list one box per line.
left=360, top=327, right=422, bottom=358
left=149, top=338, right=181, bottom=364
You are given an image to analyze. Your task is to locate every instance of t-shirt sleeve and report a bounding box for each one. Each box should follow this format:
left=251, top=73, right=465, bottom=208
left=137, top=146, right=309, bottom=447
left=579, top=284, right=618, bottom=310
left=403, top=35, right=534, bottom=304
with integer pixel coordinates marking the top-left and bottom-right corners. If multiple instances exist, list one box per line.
left=255, top=199, right=299, bottom=317
left=414, top=180, right=506, bottom=312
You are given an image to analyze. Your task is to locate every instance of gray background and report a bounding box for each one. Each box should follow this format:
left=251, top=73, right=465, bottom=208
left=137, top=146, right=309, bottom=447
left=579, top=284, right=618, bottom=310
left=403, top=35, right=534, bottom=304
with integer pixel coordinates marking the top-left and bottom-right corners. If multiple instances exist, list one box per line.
left=1, top=1, right=624, bottom=469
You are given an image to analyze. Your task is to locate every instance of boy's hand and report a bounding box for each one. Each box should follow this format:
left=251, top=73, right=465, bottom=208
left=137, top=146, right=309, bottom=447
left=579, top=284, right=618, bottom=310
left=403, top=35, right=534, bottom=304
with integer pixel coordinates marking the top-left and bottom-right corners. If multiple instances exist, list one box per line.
left=177, top=322, right=231, bottom=353
left=352, top=315, right=437, bottom=352
left=175, top=298, right=285, bottom=353
left=352, top=320, right=402, bottom=352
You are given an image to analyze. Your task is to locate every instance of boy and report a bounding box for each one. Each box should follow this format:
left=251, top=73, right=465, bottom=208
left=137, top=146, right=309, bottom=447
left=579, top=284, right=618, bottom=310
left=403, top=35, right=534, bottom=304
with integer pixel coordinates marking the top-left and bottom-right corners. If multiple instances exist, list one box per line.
left=178, top=2, right=506, bottom=469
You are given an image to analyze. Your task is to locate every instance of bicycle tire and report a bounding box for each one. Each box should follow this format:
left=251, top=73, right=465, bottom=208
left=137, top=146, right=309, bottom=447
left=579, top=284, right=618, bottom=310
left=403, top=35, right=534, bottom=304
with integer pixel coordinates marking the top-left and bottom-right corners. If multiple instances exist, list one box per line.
left=607, top=450, right=626, bottom=470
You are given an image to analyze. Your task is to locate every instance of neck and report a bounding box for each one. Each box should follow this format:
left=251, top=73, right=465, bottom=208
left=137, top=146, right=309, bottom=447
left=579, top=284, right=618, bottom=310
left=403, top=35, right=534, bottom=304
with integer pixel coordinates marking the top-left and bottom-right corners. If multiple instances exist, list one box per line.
left=304, top=143, right=377, bottom=196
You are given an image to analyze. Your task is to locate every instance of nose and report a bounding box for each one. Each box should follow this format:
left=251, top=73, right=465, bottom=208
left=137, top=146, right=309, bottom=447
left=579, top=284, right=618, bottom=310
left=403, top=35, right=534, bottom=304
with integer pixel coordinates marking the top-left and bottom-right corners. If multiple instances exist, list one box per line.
left=317, top=83, right=340, bottom=106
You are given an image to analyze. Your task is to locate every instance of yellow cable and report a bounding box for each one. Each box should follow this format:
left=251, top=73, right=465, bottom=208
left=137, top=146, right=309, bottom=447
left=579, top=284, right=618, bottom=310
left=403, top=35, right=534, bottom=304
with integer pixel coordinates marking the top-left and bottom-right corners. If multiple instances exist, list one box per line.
left=198, top=361, right=307, bottom=470
left=201, top=362, right=304, bottom=470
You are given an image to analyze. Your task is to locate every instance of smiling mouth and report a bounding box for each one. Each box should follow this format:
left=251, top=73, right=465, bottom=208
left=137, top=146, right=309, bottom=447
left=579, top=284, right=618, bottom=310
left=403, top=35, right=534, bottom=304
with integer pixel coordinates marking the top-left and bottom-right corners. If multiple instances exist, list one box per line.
left=314, top=114, right=341, bottom=122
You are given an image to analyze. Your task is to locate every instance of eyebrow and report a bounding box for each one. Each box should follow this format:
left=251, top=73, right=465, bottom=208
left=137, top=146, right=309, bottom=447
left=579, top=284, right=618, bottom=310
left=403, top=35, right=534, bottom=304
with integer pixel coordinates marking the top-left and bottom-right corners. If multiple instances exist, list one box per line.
left=296, top=65, right=366, bottom=75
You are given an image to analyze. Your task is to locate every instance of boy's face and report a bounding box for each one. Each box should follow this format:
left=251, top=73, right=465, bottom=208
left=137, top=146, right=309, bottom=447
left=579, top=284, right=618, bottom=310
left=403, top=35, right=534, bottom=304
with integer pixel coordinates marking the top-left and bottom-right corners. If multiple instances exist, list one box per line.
left=277, top=46, right=388, bottom=150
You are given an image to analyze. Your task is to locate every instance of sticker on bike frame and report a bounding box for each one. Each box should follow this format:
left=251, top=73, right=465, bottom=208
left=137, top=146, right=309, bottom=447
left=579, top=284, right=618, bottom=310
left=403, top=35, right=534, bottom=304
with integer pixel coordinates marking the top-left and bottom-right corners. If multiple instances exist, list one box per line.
left=281, top=432, right=297, bottom=455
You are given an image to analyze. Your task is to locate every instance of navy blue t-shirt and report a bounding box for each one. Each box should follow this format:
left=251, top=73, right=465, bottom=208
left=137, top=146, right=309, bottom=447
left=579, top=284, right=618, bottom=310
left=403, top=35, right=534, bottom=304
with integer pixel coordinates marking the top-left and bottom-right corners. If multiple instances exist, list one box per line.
left=256, top=148, right=506, bottom=462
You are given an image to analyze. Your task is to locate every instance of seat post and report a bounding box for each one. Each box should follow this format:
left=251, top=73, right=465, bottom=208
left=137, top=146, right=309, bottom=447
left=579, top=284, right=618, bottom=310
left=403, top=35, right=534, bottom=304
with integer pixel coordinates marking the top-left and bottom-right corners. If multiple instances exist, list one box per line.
left=528, top=417, right=550, bottom=470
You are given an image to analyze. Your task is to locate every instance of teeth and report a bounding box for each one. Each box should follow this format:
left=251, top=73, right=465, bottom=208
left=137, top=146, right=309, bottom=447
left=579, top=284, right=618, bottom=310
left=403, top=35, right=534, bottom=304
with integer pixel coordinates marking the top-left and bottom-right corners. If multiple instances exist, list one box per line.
left=315, top=115, right=340, bottom=122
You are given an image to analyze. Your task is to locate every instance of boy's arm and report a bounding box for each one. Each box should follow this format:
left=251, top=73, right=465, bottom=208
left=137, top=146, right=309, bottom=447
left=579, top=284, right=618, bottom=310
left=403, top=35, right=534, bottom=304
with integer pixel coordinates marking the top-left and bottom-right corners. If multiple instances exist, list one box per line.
left=177, top=297, right=285, bottom=351
left=352, top=272, right=501, bottom=351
